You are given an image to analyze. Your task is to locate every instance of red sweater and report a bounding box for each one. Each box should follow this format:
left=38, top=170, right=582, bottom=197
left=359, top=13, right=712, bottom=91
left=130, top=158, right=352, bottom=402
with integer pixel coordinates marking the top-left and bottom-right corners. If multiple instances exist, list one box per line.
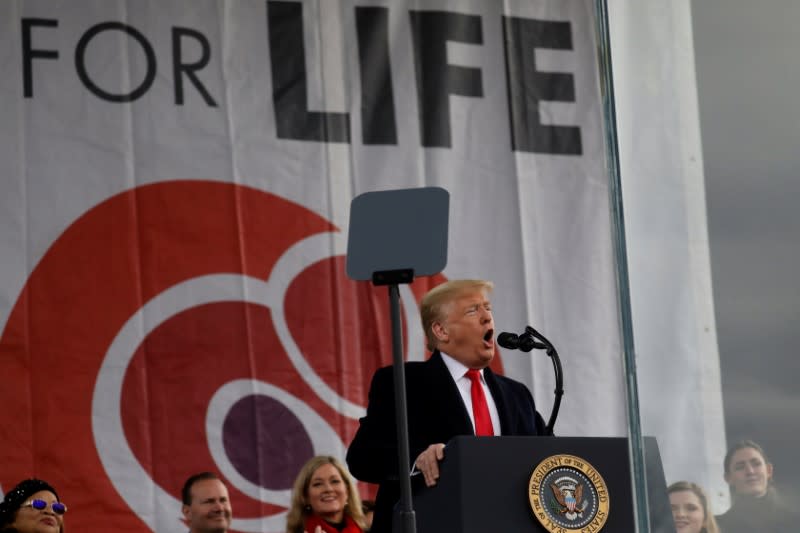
left=302, top=514, right=363, bottom=533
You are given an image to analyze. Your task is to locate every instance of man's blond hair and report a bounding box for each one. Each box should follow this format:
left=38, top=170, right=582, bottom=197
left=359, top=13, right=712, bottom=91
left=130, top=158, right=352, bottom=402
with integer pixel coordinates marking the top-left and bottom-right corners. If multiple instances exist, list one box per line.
left=420, top=279, right=494, bottom=351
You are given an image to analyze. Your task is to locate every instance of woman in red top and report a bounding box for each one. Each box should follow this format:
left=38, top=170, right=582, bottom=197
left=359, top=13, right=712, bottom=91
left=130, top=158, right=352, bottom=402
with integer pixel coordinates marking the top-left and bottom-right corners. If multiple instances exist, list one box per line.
left=286, top=456, right=366, bottom=533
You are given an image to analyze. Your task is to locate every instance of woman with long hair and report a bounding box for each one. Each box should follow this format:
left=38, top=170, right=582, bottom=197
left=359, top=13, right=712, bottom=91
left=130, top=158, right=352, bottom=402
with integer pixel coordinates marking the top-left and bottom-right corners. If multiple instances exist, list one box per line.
left=286, top=456, right=365, bottom=533
left=715, top=439, right=793, bottom=532
left=668, top=481, right=719, bottom=533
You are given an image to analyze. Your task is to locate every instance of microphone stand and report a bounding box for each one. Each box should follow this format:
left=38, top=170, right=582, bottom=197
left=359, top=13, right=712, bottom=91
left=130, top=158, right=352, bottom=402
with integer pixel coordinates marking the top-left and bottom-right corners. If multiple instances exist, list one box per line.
left=519, top=326, right=563, bottom=436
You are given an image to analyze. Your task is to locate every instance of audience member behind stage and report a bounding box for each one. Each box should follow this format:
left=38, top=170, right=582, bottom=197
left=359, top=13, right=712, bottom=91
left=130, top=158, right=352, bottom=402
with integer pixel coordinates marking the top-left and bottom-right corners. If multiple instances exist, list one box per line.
left=0, top=478, right=66, bottom=533
left=286, top=456, right=365, bottom=533
left=668, top=481, right=719, bottom=533
left=181, top=472, right=233, bottom=533
left=347, top=279, right=546, bottom=533
left=715, top=439, right=794, bottom=533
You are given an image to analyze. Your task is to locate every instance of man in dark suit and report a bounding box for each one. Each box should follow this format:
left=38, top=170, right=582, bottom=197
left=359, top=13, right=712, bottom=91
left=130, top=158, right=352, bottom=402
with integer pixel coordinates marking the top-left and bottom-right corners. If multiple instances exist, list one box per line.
left=347, top=279, right=546, bottom=533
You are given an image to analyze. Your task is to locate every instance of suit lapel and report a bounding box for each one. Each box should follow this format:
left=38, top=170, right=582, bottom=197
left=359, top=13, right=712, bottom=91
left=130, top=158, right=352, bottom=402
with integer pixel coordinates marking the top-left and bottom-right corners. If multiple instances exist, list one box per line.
left=484, top=367, right=511, bottom=435
left=425, top=351, right=474, bottom=435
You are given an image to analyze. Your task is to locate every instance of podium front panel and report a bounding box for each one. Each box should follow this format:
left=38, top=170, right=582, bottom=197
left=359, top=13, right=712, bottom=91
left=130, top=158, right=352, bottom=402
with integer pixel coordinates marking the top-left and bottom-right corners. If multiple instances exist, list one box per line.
left=412, top=436, right=669, bottom=533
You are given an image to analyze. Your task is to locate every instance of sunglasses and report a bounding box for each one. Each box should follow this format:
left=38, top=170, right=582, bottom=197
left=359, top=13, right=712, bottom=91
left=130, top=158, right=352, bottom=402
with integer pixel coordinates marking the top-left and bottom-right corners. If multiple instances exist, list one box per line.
left=21, top=499, right=68, bottom=515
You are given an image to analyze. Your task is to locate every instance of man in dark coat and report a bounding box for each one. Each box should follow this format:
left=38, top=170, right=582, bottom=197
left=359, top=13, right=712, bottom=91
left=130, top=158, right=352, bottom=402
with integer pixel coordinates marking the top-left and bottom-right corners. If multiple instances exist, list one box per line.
left=347, top=279, right=546, bottom=533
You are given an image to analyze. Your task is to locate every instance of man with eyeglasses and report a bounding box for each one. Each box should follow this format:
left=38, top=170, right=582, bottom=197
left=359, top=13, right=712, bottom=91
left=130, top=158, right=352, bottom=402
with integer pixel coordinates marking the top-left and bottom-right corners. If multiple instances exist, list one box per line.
left=181, top=472, right=233, bottom=533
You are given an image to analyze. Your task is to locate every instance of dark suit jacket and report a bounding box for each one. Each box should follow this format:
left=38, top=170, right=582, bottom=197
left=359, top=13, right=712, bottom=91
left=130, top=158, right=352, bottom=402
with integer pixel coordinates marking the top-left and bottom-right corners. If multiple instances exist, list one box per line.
left=346, top=351, right=546, bottom=533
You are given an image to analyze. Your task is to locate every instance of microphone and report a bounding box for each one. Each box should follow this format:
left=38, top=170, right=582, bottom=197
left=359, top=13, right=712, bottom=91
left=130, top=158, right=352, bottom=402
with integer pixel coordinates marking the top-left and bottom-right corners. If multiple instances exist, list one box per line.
left=497, top=330, right=546, bottom=352
left=496, top=325, right=563, bottom=436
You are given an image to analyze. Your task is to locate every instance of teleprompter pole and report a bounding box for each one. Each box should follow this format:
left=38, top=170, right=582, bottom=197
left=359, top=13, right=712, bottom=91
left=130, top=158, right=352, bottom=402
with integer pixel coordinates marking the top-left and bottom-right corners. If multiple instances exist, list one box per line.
left=388, top=283, right=416, bottom=533
left=347, top=187, right=449, bottom=533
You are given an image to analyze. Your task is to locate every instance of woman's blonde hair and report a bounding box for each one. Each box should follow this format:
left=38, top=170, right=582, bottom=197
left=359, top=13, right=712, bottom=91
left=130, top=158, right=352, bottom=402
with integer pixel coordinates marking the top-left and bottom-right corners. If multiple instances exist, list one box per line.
left=667, top=481, right=720, bottom=533
left=420, top=279, right=494, bottom=351
left=285, top=456, right=365, bottom=533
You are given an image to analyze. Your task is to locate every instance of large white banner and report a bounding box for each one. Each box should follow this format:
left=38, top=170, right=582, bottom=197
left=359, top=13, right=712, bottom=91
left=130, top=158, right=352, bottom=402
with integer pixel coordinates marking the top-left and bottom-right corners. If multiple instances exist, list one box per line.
left=0, top=0, right=722, bottom=531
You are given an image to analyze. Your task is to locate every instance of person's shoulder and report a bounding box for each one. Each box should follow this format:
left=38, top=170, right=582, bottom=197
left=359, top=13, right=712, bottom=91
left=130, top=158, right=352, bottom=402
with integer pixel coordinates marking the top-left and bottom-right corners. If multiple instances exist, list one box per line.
left=373, top=359, right=427, bottom=373
left=488, top=370, right=536, bottom=404
left=489, top=369, right=530, bottom=389
left=370, top=360, right=428, bottom=384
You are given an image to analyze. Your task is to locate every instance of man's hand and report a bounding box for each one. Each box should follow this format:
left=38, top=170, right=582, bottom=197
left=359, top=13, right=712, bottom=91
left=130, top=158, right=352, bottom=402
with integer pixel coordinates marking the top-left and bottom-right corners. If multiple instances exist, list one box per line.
left=415, top=443, right=446, bottom=487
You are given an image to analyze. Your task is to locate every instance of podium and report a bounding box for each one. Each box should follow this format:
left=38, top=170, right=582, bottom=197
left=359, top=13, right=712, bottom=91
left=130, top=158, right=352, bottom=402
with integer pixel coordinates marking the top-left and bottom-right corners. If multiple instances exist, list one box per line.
left=412, top=436, right=675, bottom=533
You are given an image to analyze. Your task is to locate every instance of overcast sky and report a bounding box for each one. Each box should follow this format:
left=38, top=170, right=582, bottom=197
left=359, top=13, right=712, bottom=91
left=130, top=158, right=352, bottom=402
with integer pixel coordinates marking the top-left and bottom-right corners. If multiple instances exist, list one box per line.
left=691, top=0, right=800, bottom=498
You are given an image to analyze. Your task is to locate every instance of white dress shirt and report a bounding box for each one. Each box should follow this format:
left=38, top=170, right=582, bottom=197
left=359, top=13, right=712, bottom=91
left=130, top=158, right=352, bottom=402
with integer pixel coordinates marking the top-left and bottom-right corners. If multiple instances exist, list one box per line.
left=440, top=351, right=501, bottom=436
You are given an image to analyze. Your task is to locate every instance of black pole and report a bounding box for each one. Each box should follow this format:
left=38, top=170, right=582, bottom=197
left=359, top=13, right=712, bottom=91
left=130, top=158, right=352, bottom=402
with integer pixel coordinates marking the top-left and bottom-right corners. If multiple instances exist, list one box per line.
left=388, top=283, right=416, bottom=533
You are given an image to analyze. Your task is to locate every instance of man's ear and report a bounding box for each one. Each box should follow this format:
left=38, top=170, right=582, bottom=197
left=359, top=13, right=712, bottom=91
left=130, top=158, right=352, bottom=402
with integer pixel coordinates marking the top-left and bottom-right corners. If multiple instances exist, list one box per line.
left=431, top=321, right=448, bottom=342
left=182, top=504, right=191, bottom=521
left=766, top=462, right=774, bottom=481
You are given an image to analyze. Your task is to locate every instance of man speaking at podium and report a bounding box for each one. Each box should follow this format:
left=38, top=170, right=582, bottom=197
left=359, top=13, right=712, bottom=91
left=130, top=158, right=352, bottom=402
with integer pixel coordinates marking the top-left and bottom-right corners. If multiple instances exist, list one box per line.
left=347, top=279, right=547, bottom=533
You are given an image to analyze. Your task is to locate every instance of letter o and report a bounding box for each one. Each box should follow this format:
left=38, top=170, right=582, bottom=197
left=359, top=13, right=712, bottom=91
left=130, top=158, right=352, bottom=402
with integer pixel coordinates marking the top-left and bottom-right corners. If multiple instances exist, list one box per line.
left=76, top=22, right=156, bottom=102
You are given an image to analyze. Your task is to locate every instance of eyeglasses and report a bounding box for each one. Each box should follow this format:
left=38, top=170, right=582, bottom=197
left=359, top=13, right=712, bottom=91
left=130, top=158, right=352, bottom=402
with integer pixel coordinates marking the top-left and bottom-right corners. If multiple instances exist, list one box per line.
left=20, top=499, right=68, bottom=515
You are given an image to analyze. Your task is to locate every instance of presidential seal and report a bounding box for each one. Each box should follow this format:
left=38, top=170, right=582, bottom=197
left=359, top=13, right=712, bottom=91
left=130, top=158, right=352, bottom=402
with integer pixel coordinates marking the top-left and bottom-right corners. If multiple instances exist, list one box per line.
left=528, top=454, right=610, bottom=532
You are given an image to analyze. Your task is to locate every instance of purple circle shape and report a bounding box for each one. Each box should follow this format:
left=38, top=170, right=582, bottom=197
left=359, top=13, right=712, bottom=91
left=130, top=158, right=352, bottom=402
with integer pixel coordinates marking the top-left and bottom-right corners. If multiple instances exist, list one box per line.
left=222, top=394, right=314, bottom=490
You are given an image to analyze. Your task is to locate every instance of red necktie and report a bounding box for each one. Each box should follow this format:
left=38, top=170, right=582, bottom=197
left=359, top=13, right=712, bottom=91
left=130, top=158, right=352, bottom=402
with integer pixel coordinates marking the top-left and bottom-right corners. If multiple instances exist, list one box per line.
left=466, top=369, right=494, bottom=436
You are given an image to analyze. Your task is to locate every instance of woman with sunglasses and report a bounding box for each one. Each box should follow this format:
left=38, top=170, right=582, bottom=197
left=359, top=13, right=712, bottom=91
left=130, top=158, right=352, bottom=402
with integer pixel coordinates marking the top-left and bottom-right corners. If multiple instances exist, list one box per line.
left=0, top=478, right=66, bottom=533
